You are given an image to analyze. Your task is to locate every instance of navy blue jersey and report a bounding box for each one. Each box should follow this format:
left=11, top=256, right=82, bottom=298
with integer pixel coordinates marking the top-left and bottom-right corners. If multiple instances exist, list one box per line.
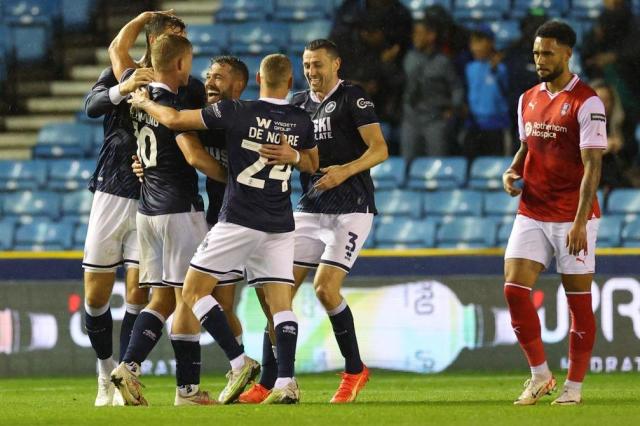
left=199, top=127, right=227, bottom=225
left=201, top=98, right=316, bottom=233
left=126, top=75, right=206, bottom=215
left=85, top=67, right=140, bottom=199
left=291, top=81, right=380, bottom=214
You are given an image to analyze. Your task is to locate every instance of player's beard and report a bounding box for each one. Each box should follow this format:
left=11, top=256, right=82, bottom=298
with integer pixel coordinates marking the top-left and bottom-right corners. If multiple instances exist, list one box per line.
left=538, top=66, right=563, bottom=83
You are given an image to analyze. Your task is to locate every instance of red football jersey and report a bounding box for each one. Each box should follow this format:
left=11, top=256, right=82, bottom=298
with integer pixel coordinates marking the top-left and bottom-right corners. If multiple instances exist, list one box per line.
left=517, top=75, right=607, bottom=222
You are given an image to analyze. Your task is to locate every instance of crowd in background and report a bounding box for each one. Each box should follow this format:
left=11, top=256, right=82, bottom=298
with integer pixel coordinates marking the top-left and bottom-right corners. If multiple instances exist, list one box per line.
left=329, top=0, right=640, bottom=195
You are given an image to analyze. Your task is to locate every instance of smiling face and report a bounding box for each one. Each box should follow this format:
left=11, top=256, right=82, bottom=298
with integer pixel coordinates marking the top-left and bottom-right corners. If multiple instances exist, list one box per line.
left=302, top=47, right=340, bottom=95
left=205, top=62, right=239, bottom=104
left=532, top=36, right=571, bottom=83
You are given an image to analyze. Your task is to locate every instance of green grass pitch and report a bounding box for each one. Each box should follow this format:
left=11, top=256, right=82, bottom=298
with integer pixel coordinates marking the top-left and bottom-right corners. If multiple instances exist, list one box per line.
left=1, top=372, right=639, bottom=425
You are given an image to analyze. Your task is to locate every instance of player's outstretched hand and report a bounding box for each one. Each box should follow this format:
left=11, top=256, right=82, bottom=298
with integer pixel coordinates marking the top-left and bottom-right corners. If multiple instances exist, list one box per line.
left=119, top=68, right=154, bottom=95
left=140, top=9, right=176, bottom=22
left=128, top=88, right=151, bottom=109
left=131, top=155, right=144, bottom=182
left=259, top=132, right=298, bottom=165
left=502, top=168, right=523, bottom=197
left=566, top=222, right=588, bottom=256
left=314, top=165, right=349, bottom=191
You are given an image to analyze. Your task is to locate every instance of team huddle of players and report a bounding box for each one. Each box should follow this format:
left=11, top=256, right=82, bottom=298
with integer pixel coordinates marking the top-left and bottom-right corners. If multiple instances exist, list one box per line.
left=82, top=11, right=606, bottom=407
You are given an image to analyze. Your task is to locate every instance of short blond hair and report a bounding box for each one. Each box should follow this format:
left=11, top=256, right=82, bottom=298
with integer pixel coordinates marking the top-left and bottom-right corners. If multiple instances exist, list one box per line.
left=259, top=54, right=292, bottom=89
left=151, top=34, right=192, bottom=73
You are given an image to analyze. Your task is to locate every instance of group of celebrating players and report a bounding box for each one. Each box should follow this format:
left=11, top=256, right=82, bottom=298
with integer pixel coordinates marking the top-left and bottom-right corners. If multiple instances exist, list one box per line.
left=82, top=10, right=607, bottom=407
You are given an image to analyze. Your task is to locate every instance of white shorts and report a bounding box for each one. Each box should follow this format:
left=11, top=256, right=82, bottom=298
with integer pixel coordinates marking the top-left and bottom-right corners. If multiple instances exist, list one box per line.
left=83, top=191, right=139, bottom=272
left=190, top=221, right=294, bottom=287
left=293, top=212, right=373, bottom=274
left=137, top=211, right=208, bottom=287
left=505, top=214, right=600, bottom=274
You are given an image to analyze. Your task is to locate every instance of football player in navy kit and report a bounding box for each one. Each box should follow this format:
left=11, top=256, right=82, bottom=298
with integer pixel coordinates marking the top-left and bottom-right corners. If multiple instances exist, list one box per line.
left=82, top=10, right=194, bottom=407
left=129, top=53, right=319, bottom=404
left=242, top=39, right=388, bottom=404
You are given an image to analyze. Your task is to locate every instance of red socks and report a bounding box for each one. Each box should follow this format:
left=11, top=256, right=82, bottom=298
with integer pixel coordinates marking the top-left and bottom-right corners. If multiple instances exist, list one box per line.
left=504, top=283, right=546, bottom=367
left=566, top=293, right=596, bottom=382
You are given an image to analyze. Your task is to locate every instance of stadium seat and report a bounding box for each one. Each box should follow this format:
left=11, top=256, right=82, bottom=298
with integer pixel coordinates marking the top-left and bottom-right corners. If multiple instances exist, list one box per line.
left=290, top=190, right=302, bottom=209
left=290, top=167, right=302, bottom=192
left=48, top=159, right=95, bottom=191
left=228, top=22, right=289, bottom=54
left=240, top=87, right=259, bottom=101
left=423, top=189, right=483, bottom=218
left=188, top=24, right=230, bottom=55
left=436, top=217, right=497, bottom=248
left=0, top=219, right=17, bottom=250
left=14, top=221, right=73, bottom=251
left=598, top=215, right=623, bottom=248
left=570, top=0, right=603, bottom=19
left=511, top=0, right=569, bottom=19
left=607, top=189, right=640, bottom=216
left=290, top=54, right=305, bottom=89
left=5, top=17, right=51, bottom=64
left=214, top=0, right=273, bottom=22
left=61, top=190, right=93, bottom=216
left=401, top=0, right=452, bottom=19
left=238, top=55, right=262, bottom=89
left=489, top=20, right=520, bottom=50
left=621, top=219, right=640, bottom=248
left=407, top=157, right=467, bottom=190
left=73, top=222, right=87, bottom=250
left=483, top=191, right=519, bottom=219
left=453, top=0, right=509, bottom=21
left=61, top=0, right=95, bottom=31
left=2, top=190, right=61, bottom=220
left=34, top=122, right=94, bottom=158
left=376, top=189, right=422, bottom=218
left=375, top=216, right=436, bottom=248
left=0, top=160, right=47, bottom=191
left=289, top=20, right=332, bottom=53
left=192, top=55, right=212, bottom=81
left=273, top=0, right=332, bottom=21
left=371, top=156, right=406, bottom=190
left=468, top=156, right=511, bottom=190
left=3, top=0, right=59, bottom=19
left=496, top=218, right=514, bottom=246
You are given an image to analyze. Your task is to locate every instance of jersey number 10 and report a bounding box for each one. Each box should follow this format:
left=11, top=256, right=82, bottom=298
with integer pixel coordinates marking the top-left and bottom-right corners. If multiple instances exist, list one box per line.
left=134, top=124, right=158, bottom=168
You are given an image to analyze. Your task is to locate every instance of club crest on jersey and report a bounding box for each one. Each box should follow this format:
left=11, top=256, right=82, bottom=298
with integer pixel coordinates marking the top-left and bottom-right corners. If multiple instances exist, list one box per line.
left=324, top=101, right=336, bottom=113
left=560, top=102, right=570, bottom=116
left=528, top=101, right=536, bottom=110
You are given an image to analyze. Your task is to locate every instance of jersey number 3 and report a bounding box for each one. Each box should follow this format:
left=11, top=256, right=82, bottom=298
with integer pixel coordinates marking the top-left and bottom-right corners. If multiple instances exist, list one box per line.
left=238, top=139, right=292, bottom=192
left=134, top=125, right=158, bottom=168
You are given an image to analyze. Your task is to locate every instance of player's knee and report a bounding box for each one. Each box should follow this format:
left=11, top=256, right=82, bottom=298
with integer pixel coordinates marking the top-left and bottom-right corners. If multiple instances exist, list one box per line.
left=126, top=286, right=149, bottom=305
left=314, top=284, right=337, bottom=306
left=84, top=293, right=109, bottom=308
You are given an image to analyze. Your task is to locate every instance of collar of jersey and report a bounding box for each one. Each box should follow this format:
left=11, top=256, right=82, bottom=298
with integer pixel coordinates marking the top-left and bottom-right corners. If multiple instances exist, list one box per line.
left=259, top=97, right=289, bottom=105
left=309, top=79, right=343, bottom=104
left=149, top=82, right=177, bottom=94
left=539, top=74, right=579, bottom=96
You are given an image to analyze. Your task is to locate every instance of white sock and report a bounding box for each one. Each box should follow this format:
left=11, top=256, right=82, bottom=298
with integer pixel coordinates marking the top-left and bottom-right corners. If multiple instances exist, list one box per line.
left=274, top=377, right=293, bottom=389
left=178, top=384, right=199, bottom=397
left=235, top=334, right=243, bottom=345
left=97, top=357, right=115, bottom=377
left=565, top=380, right=582, bottom=391
left=530, top=361, right=551, bottom=381
left=230, top=354, right=245, bottom=371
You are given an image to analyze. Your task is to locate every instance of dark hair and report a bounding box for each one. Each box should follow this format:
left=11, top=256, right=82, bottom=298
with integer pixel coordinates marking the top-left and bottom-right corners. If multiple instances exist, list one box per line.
left=211, top=55, right=249, bottom=87
left=534, top=20, right=576, bottom=48
left=304, top=39, right=340, bottom=58
left=140, top=14, right=186, bottom=67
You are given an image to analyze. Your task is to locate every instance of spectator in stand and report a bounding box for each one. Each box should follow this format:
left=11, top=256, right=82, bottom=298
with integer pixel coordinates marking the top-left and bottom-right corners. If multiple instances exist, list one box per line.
left=400, top=17, right=464, bottom=163
left=590, top=80, right=632, bottom=192
left=463, top=25, right=510, bottom=161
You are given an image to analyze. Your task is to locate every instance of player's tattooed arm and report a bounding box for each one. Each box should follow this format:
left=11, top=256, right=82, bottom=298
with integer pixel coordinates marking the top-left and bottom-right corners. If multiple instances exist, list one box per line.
left=314, top=122, right=388, bottom=191
left=129, top=88, right=207, bottom=131
left=176, top=132, right=227, bottom=183
left=503, top=141, right=528, bottom=197
left=566, top=148, right=603, bottom=256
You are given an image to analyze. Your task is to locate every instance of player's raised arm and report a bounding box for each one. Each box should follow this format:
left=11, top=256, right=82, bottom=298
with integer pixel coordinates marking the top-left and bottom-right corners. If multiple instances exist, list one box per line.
left=176, top=132, right=227, bottom=183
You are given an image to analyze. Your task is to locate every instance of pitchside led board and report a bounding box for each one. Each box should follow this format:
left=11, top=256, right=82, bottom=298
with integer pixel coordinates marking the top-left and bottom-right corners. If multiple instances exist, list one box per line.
left=1, top=254, right=640, bottom=377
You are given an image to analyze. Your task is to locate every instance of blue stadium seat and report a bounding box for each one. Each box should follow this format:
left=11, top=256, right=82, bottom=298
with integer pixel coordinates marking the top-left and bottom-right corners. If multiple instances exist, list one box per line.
left=0, top=219, right=17, bottom=250
left=3, top=0, right=59, bottom=19
left=468, top=156, right=511, bottom=190
left=73, top=222, right=87, bottom=250
left=407, top=157, right=467, bottom=190
left=290, top=190, right=302, bottom=209
left=401, top=0, right=452, bottom=19
left=188, top=24, right=229, bottom=55
left=273, top=0, right=332, bottom=21
left=375, top=216, right=436, bottom=248
left=371, top=156, right=406, bottom=190
left=228, top=22, right=289, bottom=54
left=238, top=55, right=262, bottom=89
left=599, top=216, right=623, bottom=248
left=453, top=0, right=509, bottom=20
left=607, top=189, right=640, bottom=216
left=192, top=55, right=212, bottom=81
left=240, top=86, right=259, bottom=101
left=436, top=217, right=496, bottom=248
left=14, top=221, right=73, bottom=250
left=622, top=219, right=640, bottom=248
left=34, top=122, right=94, bottom=158
left=489, top=20, right=520, bottom=50
left=376, top=189, right=422, bottom=218
left=215, top=0, right=273, bottom=22
left=483, top=191, right=519, bottom=219
left=61, top=190, right=93, bottom=216
left=5, top=17, right=51, bottom=63
left=289, top=20, right=332, bottom=53
left=496, top=218, right=514, bottom=246
left=424, top=189, right=483, bottom=218
left=511, top=0, right=569, bottom=18
left=48, top=159, right=95, bottom=190
left=2, top=190, right=61, bottom=220
left=290, top=167, right=302, bottom=192
left=61, top=0, right=95, bottom=31
left=290, top=54, right=305, bottom=89
left=0, top=160, right=47, bottom=191
left=570, top=0, right=603, bottom=19
left=75, top=109, right=103, bottom=125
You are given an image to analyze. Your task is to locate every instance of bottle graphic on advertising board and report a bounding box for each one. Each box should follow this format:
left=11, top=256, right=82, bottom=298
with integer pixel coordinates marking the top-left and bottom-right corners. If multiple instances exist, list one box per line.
left=0, top=308, right=58, bottom=354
